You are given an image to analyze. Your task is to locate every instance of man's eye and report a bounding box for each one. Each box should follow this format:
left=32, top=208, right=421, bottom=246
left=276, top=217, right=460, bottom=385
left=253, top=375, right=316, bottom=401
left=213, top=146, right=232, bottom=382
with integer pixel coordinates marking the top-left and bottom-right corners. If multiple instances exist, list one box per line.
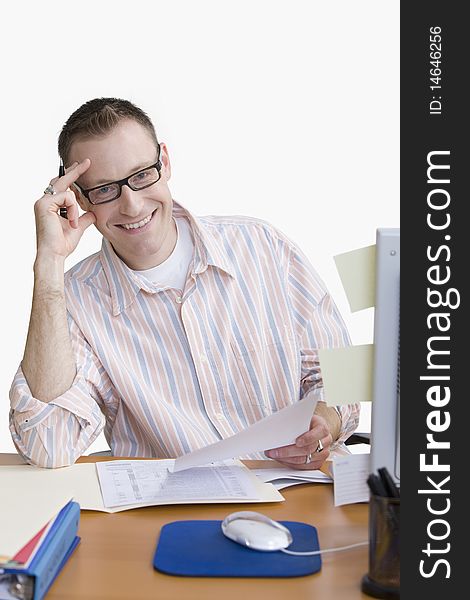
left=97, top=186, right=111, bottom=195
left=135, top=171, right=150, bottom=180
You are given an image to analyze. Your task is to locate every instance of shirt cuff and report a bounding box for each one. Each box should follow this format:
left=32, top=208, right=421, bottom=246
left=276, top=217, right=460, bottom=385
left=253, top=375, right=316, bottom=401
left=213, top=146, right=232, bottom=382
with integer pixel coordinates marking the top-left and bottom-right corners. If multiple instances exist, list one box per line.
left=10, top=366, right=99, bottom=432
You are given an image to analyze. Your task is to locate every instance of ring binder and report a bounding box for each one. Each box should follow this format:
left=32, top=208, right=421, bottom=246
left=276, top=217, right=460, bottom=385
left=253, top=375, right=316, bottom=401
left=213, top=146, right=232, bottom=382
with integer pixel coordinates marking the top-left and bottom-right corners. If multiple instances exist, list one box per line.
left=0, top=501, right=80, bottom=600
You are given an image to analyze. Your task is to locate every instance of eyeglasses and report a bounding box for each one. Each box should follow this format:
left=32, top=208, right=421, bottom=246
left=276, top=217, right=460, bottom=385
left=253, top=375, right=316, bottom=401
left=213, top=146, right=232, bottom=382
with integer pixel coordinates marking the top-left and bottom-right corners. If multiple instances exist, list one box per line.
left=74, top=145, right=162, bottom=205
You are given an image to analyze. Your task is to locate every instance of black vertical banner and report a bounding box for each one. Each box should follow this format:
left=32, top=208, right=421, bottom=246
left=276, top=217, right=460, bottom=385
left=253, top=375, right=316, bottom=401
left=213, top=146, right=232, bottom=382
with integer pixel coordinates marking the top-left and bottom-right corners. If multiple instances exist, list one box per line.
left=401, top=2, right=466, bottom=597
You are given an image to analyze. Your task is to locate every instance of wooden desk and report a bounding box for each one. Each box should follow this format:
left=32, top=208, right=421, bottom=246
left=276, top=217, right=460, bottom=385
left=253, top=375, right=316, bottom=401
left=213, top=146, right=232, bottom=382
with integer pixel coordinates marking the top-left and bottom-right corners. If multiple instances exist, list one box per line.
left=2, top=455, right=370, bottom=600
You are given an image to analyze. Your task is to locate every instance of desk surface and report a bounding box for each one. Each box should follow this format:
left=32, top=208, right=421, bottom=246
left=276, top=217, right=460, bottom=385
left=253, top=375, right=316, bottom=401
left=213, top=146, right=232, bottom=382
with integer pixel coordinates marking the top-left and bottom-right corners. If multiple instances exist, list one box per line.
left=2, top=455, right=370, bottom=600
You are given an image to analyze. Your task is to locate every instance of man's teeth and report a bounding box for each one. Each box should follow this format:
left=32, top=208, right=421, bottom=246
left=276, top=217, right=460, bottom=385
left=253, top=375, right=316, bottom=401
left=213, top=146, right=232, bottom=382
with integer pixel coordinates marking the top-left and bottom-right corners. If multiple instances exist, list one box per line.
left=121, top=214, right=152, bottom=230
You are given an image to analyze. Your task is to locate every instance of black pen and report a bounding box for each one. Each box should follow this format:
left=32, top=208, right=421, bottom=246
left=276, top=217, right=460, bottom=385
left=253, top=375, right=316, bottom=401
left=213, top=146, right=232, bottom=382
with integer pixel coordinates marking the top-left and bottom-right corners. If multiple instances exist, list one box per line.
left=366, top=473, right=388, bottom=498
left=59, top=160, right=67, bottom=219
left=378, top=467, right=400, bottom=498
left=367, top=470, right=399, bottom=535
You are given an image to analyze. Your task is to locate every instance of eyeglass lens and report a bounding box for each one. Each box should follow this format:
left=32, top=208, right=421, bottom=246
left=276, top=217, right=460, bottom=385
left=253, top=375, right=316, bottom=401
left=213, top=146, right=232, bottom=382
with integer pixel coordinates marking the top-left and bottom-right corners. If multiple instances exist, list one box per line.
left=89, top=166, right=160, bottom=204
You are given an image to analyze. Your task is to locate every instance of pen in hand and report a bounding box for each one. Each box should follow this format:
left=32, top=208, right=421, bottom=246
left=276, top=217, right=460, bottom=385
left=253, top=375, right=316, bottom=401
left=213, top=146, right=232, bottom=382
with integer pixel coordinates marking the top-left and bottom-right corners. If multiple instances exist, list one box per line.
left=59, top=160, right=68, bottom=219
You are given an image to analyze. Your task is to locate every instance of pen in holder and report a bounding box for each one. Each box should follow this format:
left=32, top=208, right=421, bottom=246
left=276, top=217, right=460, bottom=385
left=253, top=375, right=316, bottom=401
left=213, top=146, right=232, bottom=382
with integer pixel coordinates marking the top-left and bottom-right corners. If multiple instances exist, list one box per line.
left=362, top=493, right=400, bottom=599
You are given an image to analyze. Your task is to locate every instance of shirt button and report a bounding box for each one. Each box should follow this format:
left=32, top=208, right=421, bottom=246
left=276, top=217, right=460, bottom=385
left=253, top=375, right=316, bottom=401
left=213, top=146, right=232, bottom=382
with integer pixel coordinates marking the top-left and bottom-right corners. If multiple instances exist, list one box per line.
left=215, top=412, right=224, bottom=420
left=175, top=296, right=182, bottom=304
left=200, top=354, right=208, bottom=363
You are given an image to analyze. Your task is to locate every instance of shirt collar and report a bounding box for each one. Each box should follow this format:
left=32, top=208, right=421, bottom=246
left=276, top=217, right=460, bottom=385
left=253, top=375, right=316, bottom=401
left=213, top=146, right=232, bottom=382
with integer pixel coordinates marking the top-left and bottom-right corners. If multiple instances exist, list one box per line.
left=100, top=200, right=235, bottom=316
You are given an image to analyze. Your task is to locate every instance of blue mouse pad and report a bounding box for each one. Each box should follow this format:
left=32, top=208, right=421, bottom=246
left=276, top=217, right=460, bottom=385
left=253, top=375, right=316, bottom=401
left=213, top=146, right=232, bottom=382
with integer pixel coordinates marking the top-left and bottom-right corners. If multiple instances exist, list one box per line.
left=153, top=520, right=321, bottom=577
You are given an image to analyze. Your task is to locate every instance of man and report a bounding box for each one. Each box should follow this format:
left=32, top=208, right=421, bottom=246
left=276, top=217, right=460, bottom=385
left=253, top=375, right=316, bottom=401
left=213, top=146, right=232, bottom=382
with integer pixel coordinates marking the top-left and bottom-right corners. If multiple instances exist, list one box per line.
left=9, top=98, right=359, bottom=468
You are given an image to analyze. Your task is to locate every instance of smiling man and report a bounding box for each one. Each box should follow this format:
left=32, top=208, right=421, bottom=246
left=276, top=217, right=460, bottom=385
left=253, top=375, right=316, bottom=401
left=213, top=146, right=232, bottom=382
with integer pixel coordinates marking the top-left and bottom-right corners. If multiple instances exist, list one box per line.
left=9, top=98, right=360, bottom=468
left=70, top=120, right=177, bottom=271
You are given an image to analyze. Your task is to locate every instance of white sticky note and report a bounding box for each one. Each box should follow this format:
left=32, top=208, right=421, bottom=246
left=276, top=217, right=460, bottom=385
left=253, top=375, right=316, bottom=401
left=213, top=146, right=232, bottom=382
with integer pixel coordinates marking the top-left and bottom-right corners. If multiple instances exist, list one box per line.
left=332, top=453, right=370, bottom=506
left=334, top=245, right=376, bottom=312
left=318, top=344, right=374, bottom=405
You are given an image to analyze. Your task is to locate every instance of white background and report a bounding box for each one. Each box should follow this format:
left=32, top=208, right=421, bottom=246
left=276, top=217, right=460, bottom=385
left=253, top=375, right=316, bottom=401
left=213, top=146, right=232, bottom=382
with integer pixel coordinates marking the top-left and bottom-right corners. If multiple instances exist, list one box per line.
left=0, top=1, right=399, bottom=453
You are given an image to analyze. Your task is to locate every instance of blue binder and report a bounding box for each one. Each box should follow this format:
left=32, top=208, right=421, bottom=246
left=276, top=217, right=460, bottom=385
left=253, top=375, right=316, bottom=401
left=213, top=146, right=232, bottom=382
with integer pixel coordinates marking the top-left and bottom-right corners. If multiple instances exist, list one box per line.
left=0, top=501, right=80, bottom=600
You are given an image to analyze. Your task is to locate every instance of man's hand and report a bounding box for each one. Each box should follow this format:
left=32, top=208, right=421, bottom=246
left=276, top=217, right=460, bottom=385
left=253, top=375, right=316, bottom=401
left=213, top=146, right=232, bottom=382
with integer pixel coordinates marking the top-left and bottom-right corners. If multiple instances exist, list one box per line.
left=34, top=159, right=95, bottom=260
left=264, top=404, right=340, bottom=470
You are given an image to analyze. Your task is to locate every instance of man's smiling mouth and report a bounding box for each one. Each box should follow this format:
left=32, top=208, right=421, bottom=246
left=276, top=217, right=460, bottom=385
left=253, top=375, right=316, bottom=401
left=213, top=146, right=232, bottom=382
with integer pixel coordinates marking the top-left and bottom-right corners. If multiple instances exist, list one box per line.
left=117, top=209, right=157, bottom=230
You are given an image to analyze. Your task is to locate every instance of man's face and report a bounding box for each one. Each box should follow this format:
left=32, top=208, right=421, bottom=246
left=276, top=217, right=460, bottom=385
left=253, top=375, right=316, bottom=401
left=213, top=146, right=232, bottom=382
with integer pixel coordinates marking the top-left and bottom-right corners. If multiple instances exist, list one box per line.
left=69, top=119, right=176, bottom=270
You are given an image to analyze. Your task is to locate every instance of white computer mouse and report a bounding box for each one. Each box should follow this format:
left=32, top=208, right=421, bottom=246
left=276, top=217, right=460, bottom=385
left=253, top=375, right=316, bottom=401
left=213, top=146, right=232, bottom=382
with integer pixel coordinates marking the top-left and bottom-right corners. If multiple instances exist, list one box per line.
left=221, top=511, right=293, bottom=551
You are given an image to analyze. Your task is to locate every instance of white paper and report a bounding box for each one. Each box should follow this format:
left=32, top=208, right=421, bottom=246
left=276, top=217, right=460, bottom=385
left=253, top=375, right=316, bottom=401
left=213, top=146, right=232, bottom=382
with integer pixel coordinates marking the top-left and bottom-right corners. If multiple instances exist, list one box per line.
left=269, top=479, right=313, bottom=490
left=347, top=443, right=371, bottom=455
left=0, top=465, right=73, bottom=562
left=0, top=461, right=284, bottom=518
left=252, top=468, right=332, bottom=485
left=96, top=460, right=260, bottom=508
left=173, top=394, right=318, bottom=472
left=332, top=453, right=370, bottom=506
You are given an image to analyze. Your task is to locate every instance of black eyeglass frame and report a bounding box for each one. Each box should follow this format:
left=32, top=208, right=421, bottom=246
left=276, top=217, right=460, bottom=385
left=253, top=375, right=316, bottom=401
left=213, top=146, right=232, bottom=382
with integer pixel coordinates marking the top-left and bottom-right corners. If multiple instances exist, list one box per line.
left=74, top=144, right=162, bottom=205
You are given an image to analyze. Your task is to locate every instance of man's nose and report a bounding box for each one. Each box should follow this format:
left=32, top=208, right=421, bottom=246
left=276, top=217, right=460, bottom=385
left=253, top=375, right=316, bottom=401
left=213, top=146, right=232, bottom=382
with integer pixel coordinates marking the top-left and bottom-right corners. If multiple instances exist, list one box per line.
left=118, top=184, right=143, bottom=216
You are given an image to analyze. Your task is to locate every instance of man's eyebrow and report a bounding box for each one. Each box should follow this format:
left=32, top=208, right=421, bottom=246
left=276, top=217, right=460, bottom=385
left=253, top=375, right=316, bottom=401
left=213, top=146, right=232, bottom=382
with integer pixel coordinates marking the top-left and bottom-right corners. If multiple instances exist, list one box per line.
left=84, top=160, right=155, bottom=188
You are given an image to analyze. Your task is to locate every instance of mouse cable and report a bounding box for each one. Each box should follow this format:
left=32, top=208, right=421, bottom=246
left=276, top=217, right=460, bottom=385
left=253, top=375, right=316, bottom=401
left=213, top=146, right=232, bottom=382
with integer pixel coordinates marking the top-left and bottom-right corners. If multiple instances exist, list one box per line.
left=280, top=540, right=368, bottom=556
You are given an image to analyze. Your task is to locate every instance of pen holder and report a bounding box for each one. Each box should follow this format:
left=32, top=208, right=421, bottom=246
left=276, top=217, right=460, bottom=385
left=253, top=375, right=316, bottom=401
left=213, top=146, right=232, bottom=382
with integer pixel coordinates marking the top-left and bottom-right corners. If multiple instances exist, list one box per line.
left=362, top=494, right=400, bottom=599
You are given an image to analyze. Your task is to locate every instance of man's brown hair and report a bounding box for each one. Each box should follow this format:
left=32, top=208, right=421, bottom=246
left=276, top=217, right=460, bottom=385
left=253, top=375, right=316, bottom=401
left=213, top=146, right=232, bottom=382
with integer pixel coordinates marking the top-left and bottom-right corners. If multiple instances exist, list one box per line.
left=58, top=98, right=158, bottom=166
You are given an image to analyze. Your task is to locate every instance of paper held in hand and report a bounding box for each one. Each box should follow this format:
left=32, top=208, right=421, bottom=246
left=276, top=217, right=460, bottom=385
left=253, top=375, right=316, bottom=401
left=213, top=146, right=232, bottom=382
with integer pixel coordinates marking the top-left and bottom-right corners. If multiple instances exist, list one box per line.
left=173, top=393, right=318, bottom=472
left=0, top=395, right=317, bottom=521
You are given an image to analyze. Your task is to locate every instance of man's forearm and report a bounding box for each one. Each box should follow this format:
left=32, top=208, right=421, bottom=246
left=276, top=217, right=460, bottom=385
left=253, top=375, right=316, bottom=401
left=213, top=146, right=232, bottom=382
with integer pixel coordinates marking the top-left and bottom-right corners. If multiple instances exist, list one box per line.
left=22, top=256, right=76, bottom=402
left=315, top=401, right=342, bottom=442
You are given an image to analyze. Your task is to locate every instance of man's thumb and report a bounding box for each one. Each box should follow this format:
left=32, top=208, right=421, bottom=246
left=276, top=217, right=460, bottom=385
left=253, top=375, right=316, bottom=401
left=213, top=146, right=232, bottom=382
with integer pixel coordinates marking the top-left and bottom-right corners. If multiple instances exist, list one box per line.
left=77, top=211, right=96, bottom=233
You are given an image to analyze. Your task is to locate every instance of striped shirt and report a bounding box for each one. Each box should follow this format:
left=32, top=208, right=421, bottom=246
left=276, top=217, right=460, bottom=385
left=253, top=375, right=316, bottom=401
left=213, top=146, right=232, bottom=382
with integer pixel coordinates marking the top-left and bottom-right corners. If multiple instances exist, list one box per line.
left=9, top=202, right=360, bottom=468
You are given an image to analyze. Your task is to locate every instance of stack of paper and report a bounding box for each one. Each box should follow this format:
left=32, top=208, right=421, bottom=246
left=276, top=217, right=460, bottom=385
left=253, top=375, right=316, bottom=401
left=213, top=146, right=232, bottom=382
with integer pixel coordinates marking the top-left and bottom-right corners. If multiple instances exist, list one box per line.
left=95, top=459, right=283, bottom=510
left=0, top=485, right=72, bottom=564
left=0, top=460, right=283, bottom=515
left=252, top=468, right=332, bottom=490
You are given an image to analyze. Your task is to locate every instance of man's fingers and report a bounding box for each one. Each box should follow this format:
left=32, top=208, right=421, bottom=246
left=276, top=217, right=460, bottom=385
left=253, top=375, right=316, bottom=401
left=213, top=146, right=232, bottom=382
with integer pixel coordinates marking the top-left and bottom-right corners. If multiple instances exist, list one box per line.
left=298, top=434, right=332, bottom=457
left=53, top=159, right=90, bottom=193
left=295, top=421, right=329, bottom=448
left=37, top=189, right=73, bottom=211
left=265, top=443, right=309, bottom=460
left=266, top=433, right=331, bottom=461
left=272, top=456, right=325, bottom=470
left=65, top=161, right=79, bottom=175
left=36, top=190, right=80, bottom=227
left=77, top=211, right=96, bottom=234
left=61, top=190, right=81, bottom=228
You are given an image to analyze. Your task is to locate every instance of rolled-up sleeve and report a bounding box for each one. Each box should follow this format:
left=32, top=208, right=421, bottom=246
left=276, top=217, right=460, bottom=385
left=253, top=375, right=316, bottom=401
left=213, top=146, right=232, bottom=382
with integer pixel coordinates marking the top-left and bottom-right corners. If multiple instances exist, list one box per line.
left=287, top=245, right=360, bottom=446
left=9, top=315, right=109, bottom=468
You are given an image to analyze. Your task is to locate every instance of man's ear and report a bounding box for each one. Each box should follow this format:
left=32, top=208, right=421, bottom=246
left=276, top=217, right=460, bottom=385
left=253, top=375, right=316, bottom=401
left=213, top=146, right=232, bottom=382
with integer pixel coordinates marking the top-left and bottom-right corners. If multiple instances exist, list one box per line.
left=159, top=143, right=171, bottom=181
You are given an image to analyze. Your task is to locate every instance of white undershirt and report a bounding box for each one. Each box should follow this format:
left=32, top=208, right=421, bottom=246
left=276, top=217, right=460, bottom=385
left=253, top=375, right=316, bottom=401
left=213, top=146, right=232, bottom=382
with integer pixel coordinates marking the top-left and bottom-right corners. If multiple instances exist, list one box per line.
left=133, top=217, right=194, bottom=292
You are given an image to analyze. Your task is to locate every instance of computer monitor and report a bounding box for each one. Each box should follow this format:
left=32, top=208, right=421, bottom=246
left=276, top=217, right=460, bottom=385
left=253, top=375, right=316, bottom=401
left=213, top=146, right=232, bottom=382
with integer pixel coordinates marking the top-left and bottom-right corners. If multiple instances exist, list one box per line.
left=369, top=228, right=400, bottom=485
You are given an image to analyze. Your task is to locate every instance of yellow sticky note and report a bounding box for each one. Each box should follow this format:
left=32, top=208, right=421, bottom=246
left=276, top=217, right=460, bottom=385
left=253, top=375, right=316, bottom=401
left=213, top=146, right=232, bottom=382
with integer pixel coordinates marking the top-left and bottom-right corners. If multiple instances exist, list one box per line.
left=318, top=344, right=374, bottom=405
left=334, top=245, right=376, bottom=312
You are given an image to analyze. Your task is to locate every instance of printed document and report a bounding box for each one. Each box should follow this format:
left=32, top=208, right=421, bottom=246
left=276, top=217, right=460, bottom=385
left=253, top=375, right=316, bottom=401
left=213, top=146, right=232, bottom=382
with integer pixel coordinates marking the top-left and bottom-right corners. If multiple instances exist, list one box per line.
left=0, top=460, right=283, bottom=516
left=96, top=460, right=261, bottom=508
